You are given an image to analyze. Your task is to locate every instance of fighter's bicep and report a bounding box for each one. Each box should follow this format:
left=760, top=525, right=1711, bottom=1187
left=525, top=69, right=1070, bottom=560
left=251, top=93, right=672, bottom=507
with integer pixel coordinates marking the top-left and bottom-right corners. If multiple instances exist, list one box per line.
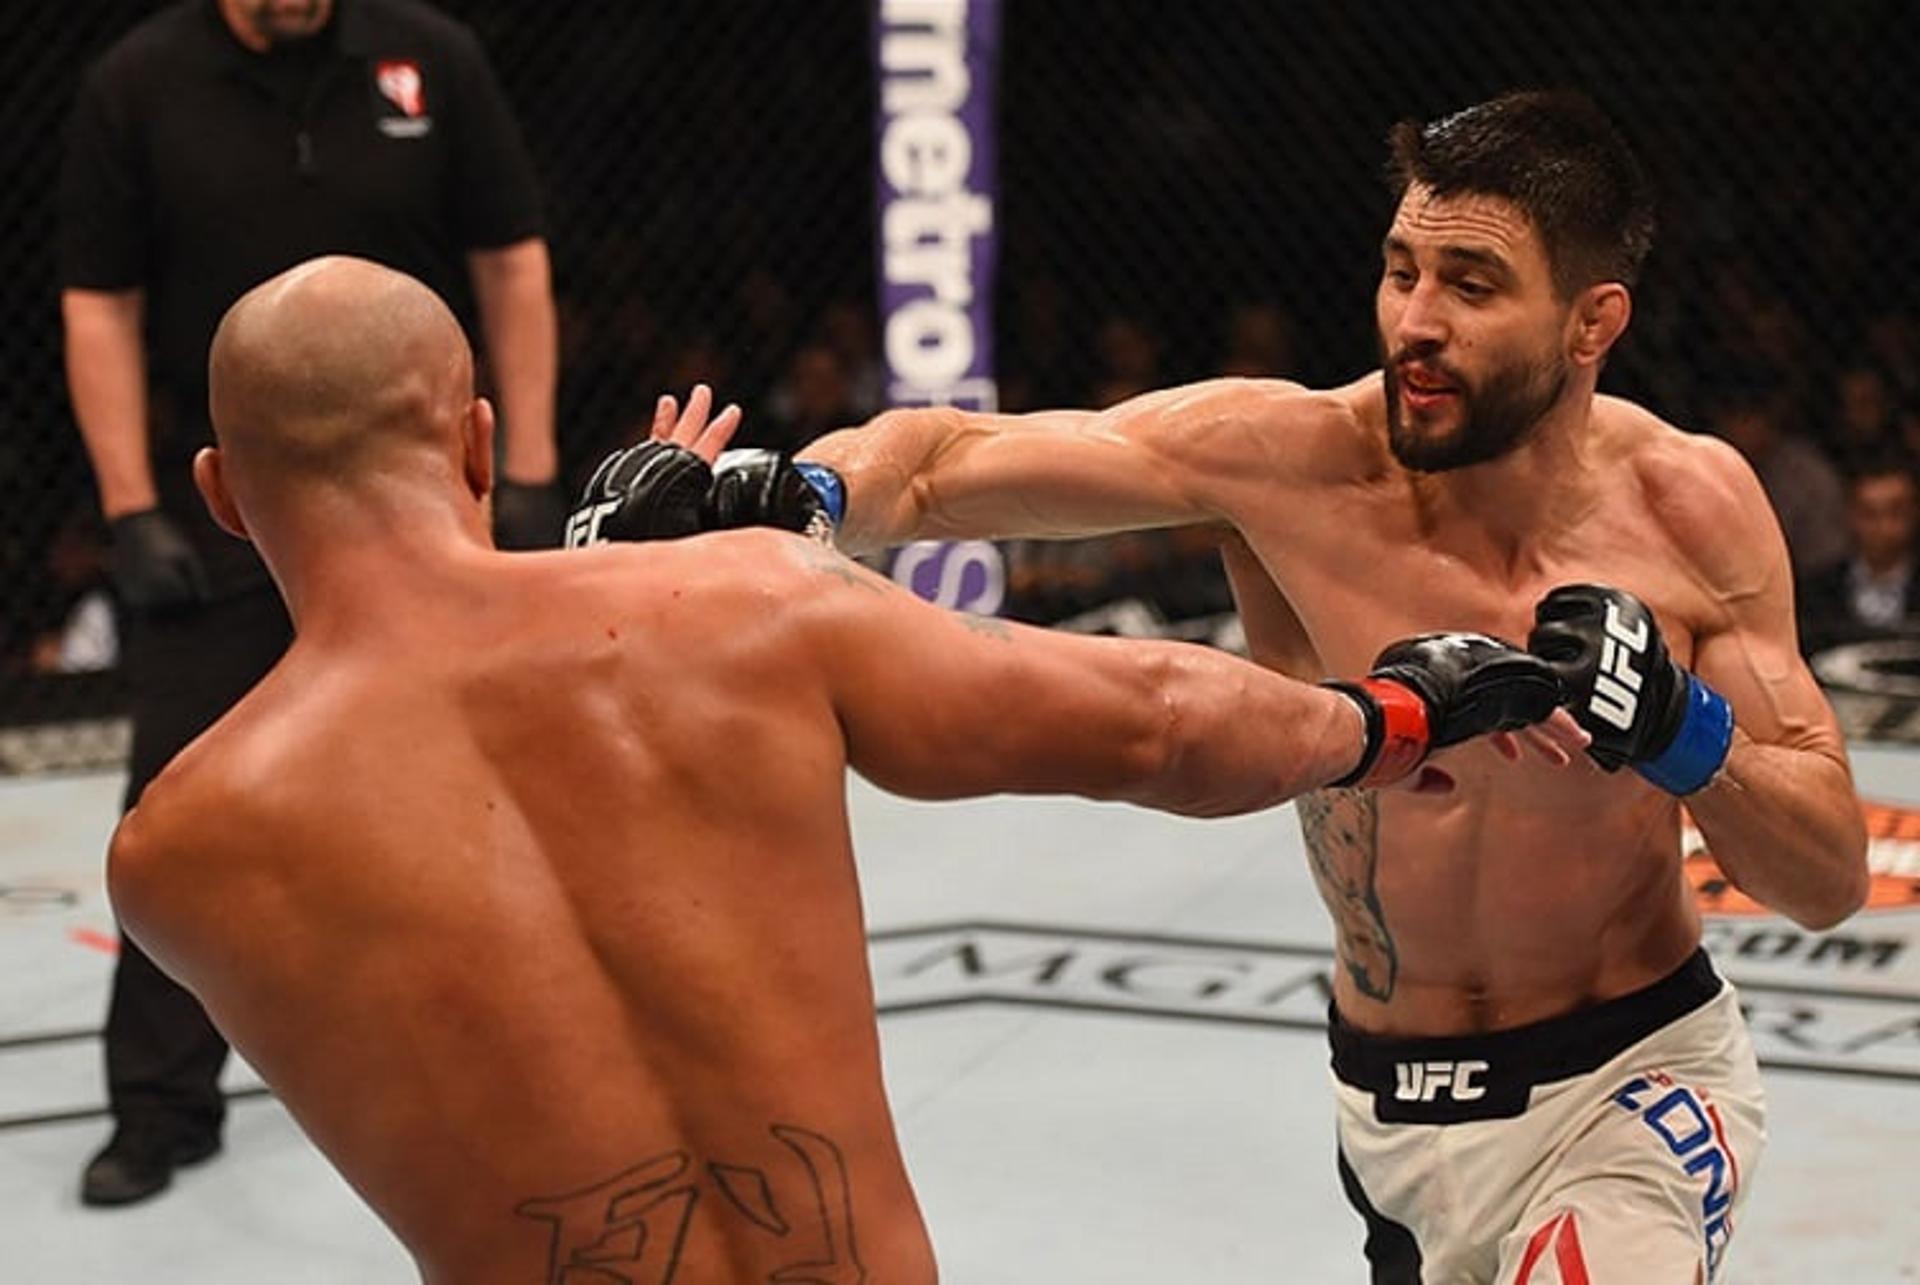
left=1693, top=618, right=1841, bottom=756
left=791, top=545, right=1164, bottom=800
left=932, top=379, right=1313, bottom=538
left=1665, top=436, right=1844, bottom=756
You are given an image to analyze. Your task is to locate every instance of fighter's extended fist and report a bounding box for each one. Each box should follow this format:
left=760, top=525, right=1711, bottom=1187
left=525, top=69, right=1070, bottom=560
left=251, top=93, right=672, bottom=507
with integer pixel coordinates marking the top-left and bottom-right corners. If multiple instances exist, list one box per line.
left=1526, top=583, right=1733, bottom=796
left=565, top=441, right=712, bottom=546
left=565, top=442, right=844, bottom=548
left=1325, top=632, right=1564, bottom=788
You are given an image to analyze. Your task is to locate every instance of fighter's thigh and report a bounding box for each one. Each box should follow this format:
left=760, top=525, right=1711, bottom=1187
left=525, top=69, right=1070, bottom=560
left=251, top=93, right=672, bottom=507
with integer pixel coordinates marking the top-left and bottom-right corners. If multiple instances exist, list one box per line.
left=1494, top=1190, right=1703, bottom=1285
left=1493, top=1072, right=1756, bottom=1285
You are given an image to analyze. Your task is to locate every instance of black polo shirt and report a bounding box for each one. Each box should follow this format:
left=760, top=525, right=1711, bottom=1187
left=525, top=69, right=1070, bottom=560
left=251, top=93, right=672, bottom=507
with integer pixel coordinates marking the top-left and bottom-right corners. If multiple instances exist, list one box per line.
left=60, top=0, right=543, bottom=461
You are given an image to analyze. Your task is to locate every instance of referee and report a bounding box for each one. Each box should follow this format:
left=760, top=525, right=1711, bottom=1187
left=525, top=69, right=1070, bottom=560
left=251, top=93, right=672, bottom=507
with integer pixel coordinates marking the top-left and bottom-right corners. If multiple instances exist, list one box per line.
left=59, top=0, right=558, bottom=1206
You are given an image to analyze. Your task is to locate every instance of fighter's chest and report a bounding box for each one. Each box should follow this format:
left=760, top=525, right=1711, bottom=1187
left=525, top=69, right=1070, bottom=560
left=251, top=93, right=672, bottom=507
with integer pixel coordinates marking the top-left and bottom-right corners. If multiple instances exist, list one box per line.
left=1247, top=504, right=1702, bottom=672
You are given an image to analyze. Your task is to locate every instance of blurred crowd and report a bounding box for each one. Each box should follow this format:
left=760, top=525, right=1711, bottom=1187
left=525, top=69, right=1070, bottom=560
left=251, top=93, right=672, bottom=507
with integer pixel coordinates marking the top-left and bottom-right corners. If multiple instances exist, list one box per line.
left=6, top=1, right=1918, bottom=696
left=12, top=279, right=1919, bottom=679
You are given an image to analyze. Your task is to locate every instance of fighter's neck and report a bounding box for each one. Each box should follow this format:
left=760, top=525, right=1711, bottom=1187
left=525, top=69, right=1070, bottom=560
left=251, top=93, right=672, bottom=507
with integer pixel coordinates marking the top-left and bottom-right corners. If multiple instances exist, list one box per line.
left=1406, top=393, right=1606, bottom=554
left=253, top=498, right=496, bottom=635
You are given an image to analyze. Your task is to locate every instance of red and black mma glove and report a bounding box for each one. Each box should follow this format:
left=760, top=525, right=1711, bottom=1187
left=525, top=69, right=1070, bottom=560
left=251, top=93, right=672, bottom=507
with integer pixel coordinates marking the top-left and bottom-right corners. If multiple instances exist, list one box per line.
left=1322, top=632, right=1566, bottom=788
left=564, top=441, right=845, bottom=547
left=1526, top=584, right=1734, bottom=796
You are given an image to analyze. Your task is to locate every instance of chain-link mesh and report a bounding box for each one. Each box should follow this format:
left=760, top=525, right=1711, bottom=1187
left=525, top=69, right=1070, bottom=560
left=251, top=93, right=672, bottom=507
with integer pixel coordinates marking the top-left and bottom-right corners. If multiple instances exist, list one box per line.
left=5, top=1, right=1918, bottom=768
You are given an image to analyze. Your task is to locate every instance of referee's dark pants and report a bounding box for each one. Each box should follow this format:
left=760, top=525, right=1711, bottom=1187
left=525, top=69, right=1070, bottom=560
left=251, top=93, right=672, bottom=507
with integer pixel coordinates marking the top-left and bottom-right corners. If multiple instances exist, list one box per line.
left=106, top=585, right=291, bottom=1144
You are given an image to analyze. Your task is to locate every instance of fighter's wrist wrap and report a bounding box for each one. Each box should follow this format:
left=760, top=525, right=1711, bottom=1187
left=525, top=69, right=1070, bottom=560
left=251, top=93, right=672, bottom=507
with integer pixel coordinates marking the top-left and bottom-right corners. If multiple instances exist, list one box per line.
left=1322, top=678, right=1431, bottom=789
left=1634, top=673, right=1733, bottom=796
left=792, top=461, right=846, bottom=528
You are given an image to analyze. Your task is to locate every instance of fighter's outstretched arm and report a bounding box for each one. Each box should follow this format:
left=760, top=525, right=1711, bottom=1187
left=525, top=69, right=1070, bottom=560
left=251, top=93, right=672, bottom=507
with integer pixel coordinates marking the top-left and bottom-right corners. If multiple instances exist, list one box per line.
left=796, top=378, right=1327, bottom=556
left=1672, top=444, right=1869, bottom=928
left=762, top=532, right=1576, bottom=816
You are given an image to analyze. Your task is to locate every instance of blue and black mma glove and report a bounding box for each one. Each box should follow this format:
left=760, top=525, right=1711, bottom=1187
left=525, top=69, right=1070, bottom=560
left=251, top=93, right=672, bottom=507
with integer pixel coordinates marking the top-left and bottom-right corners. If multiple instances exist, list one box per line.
left=565, top=442, right=845, bottom=547
left=708, top=449, right=845, bottom=546
left=1526, top=584, right=1734, bottom=796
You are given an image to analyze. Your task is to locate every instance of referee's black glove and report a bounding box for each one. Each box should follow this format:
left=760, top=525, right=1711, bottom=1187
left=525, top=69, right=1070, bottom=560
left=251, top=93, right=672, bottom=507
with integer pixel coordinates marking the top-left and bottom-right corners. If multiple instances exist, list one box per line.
left=109, top=508, right=209, bottom=614
left=492, top=478, right=568, bottom=550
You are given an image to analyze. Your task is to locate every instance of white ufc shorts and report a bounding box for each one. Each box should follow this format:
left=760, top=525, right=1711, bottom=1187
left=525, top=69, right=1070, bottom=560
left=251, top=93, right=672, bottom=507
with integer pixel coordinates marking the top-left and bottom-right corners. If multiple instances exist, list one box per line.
left=1330, top=949, right=1766, bottom=1284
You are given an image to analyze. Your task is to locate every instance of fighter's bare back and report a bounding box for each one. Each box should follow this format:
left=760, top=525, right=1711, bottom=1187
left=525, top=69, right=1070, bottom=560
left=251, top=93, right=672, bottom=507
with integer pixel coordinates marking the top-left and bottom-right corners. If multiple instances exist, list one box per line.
left=110, top=536, right=933, bottom=1284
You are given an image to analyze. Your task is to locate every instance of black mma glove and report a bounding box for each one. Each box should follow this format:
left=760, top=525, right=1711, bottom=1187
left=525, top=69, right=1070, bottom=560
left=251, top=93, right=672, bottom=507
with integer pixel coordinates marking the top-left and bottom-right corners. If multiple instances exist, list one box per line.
left=1322, top=632, right=1565, bottom=788
left=565, top=441, right=846, bottom=547
left=565, top=441, right=714, bottom=546
left=492, top=478, right=567, bottom=550
left=707, top=449, right=845, bottom=545
left=1526, top=583, right=1733, bottom=796
left=109, top=508, right=209, bottom=614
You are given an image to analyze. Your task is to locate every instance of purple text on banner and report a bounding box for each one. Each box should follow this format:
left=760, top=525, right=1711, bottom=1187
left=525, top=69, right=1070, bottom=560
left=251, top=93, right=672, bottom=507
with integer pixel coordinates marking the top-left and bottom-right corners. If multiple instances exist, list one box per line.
left=873, top=0, right=1005, bottom=614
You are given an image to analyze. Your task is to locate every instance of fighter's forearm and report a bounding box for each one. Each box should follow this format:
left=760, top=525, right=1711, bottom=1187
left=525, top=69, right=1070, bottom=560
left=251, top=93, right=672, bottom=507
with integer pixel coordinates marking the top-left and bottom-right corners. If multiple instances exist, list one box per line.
left=1120, top=645, right=1365, bottom=818
left=62, top=288, right=156, bottom=518
left=468, top=238, right=558, bottom=483
left=800, top=406, right=1084, bottom=555
left=1686, top=730, right=1868, bottom=930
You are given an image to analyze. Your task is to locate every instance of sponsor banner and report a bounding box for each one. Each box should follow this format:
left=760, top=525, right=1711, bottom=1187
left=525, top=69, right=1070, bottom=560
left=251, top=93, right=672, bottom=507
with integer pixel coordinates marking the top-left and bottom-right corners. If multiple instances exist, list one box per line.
left=869, top=922, right=1920, bottom=1083
left=872, top=0, right=1005, bottom=612
left=1685, top=796, right=1920, bottom=996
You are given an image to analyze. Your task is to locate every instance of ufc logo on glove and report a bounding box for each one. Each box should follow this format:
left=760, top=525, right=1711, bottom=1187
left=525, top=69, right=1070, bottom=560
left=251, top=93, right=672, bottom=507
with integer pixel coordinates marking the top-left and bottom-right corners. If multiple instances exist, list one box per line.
left=1590, top=602, right=1649, bottom=730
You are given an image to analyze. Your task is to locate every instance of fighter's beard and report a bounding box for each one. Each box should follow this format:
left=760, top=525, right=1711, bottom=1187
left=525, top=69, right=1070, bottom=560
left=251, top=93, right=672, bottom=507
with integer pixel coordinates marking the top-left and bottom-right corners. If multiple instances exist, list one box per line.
left=1384, top=348, right=1569, bottom=473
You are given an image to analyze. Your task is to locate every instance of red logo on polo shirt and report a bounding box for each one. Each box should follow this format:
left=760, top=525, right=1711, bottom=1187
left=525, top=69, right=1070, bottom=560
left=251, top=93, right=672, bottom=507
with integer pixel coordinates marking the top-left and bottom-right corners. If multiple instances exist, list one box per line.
left=375, top=60, right=427, bottom=118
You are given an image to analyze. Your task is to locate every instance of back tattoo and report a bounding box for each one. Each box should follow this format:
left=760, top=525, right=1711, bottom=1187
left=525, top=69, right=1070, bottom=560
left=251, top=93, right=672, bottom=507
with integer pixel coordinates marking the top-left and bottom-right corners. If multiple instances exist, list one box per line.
left=516, top=1123, right=866, bottom=1284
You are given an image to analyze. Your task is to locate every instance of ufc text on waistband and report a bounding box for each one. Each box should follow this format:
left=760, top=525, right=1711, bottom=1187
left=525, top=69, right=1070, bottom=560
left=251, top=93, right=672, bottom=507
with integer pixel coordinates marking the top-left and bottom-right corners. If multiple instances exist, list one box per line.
left=1328, top=949, right=1722, bottom=1124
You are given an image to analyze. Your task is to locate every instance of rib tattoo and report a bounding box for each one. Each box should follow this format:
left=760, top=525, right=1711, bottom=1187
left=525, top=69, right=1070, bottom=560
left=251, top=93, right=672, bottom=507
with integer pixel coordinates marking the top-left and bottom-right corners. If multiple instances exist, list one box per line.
left=1297, top=788, right=1397, bottom=1002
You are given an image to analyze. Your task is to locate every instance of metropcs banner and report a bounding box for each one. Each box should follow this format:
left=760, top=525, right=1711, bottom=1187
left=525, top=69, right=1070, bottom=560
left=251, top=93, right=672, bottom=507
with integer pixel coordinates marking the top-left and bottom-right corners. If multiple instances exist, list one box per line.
left=872, top=0, right=1005, bottom=615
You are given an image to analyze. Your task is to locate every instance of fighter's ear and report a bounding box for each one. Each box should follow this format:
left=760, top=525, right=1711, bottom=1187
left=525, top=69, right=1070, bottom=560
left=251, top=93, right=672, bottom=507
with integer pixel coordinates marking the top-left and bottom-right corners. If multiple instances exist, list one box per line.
left=462, top=396, right=495, bottom=502
left=192, top=447, right=249, bottom=541
left=1569, top=283, right=1630, bottom=367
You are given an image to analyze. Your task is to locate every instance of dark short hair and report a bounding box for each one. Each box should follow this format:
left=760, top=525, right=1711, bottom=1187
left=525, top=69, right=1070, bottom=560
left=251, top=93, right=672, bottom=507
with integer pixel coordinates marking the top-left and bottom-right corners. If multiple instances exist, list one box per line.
left=1845, top=447, right=1920, bottom=493
left=1387, top=90, right=1656, bottom=298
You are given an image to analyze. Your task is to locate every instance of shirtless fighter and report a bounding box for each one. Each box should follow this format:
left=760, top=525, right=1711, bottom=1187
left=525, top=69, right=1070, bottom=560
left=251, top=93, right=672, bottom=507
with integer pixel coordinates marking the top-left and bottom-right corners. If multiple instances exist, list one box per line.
left=613, top=92, right=1870, bottom=1282
left=103, top=257, right=1577, bottom=1284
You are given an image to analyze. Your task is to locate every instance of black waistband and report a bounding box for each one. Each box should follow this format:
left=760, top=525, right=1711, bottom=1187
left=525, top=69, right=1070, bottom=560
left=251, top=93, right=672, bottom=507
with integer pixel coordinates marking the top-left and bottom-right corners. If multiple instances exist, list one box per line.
left=1329, top=948, right=1721, bottom=1124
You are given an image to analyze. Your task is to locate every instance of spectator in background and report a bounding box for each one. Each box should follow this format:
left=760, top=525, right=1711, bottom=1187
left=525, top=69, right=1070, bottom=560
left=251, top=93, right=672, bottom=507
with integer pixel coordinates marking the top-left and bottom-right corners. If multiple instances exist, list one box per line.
left=818, top=300, right=886, bottom=419
left=1217, top=301, right=1298, bottom=379
left=999, top=273, right=1082, bottom=410
left=764, top=343, right=858, bottom=453
left=1898, top=400, right=1920, bottom=463
left=1864, top=313, right=1920, bottom=406
left=1798, top=453, right=1920, bottom=655
left=1831, top=363, right=1899, bottom=466
left=1089, top=315, right=1163, bottom=408
left=59, top=0, right=557, bottom=1206
left=1708, top=383, right=1849, bottom=576
left=30, top=509, right=117, bottom=675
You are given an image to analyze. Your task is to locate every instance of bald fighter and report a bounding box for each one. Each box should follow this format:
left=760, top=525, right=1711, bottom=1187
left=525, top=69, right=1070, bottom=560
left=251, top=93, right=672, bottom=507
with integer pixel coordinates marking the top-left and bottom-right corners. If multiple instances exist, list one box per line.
left=621, top=92, right=1868, bottom=1282
left=104, top=257, right=1579, bottom=1284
